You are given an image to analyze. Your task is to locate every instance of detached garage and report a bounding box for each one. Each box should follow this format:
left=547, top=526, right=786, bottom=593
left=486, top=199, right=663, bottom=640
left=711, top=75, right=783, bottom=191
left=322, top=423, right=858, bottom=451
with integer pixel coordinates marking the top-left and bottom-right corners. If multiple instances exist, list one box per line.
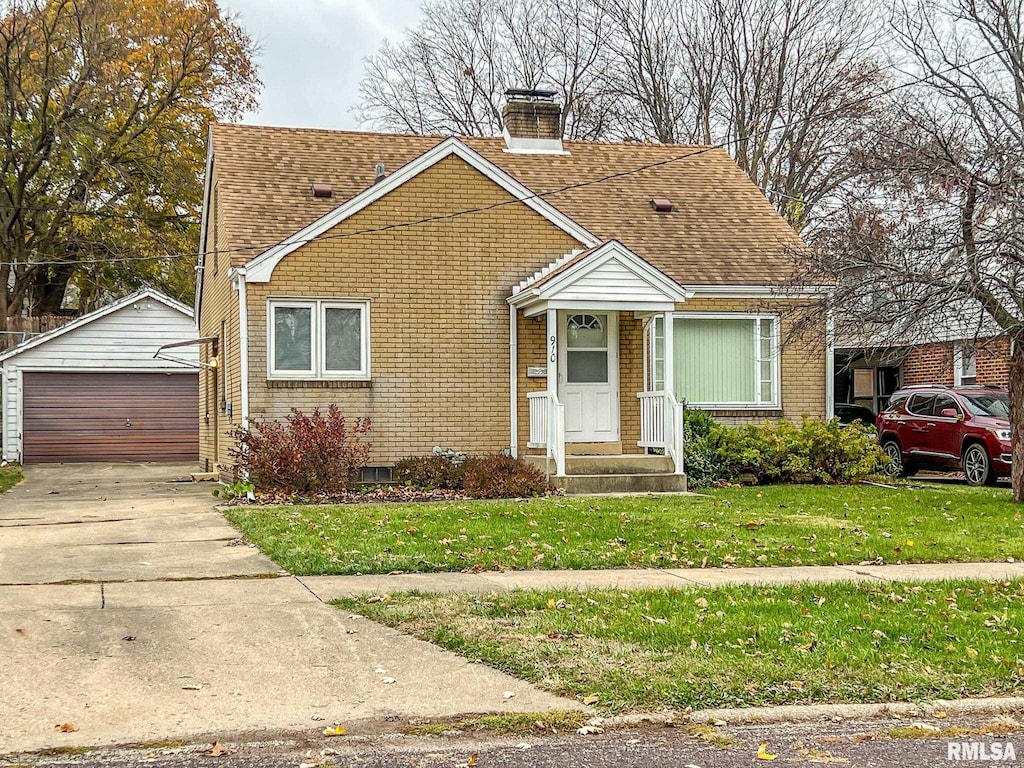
left=1, top=290, right=200, bottom=464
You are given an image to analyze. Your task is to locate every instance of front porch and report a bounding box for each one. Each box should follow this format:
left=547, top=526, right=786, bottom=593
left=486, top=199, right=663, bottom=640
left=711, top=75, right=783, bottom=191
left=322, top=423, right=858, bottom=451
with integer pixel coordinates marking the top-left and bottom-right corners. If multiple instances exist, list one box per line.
left=509, top=241, right=691, bottom=494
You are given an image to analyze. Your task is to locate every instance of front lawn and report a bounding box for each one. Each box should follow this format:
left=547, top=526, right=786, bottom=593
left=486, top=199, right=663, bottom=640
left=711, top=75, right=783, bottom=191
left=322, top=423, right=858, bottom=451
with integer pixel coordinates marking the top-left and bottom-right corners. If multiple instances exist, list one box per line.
left=224, top=483, right=1023, bottom=575
left=339, top=579, right=1024, bottom=713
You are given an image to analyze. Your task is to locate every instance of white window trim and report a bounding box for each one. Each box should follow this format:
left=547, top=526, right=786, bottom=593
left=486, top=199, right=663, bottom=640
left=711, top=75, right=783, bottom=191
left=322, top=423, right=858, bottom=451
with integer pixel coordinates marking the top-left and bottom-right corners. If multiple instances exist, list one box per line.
left=953, top=343, right=977, bottom=386
left=672, top=312, right=782, bottom=410
left=267, top=298, right=371, bottom=381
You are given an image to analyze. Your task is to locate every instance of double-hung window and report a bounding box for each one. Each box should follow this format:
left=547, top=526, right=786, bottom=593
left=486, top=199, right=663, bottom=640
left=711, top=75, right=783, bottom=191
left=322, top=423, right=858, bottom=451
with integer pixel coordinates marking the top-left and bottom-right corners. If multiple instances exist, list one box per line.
left=647, top=313, right=780, bottom=408
left=268, top=299, right=370, bottom=380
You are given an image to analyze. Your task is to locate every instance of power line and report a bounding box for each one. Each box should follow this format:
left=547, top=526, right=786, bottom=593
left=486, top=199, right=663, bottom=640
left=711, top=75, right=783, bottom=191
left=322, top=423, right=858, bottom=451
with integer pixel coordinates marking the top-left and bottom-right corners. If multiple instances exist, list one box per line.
left=0, top=45, right=1011, bottom=269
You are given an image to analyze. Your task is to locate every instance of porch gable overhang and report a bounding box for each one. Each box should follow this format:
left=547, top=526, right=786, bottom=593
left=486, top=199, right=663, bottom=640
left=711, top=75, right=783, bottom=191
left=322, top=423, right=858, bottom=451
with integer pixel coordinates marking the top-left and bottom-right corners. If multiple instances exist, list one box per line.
left=508, top=240, right=691, bottom=317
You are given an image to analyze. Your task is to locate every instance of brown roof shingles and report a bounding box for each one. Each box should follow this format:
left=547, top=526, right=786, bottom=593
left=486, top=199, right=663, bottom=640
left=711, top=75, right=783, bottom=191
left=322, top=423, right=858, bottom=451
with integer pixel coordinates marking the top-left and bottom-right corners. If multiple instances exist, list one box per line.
left=209, top=123, right=805, bottom=286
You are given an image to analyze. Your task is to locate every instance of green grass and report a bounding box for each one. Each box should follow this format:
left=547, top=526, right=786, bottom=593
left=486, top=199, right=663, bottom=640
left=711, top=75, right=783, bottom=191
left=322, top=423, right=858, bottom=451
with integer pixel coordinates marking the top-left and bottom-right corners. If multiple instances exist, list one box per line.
left=402, top=710, right=587, bottom=736
left=224, top=483, right=1022, bottom=575
left=337, top=579, right=1024, bottom=713
left=0, top=463, right=23, bottom=494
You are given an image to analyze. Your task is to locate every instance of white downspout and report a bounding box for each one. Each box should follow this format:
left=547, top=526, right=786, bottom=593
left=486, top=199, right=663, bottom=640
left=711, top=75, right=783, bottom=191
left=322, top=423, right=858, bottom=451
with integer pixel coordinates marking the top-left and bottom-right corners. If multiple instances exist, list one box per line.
left=509, top=304, right=518, bottom=457
left=235, top=269, right=250, bottom=429
left=825, top=309, right=835, bottom=421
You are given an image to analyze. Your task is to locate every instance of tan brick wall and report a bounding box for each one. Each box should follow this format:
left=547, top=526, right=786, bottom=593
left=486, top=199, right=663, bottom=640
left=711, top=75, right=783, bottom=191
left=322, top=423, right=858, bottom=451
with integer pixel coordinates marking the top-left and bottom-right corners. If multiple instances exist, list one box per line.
left=245, top=155, right=580, bottom=465
left=675, top=298, right=827, bottom=426
left=197, top=167, right=244, bottom=474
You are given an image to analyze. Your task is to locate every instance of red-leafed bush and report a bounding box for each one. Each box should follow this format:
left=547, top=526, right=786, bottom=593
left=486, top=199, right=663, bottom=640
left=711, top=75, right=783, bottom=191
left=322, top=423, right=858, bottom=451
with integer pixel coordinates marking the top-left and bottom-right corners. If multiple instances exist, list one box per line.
left=230, top=406, right=371, bottom=493
left=461, top=455, right=548, bottom=499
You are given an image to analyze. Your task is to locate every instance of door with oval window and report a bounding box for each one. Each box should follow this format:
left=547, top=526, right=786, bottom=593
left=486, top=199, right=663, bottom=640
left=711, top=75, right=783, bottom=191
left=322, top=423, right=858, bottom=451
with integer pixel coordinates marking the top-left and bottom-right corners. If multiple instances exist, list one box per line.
left=559, top=312, right=619, bottom=443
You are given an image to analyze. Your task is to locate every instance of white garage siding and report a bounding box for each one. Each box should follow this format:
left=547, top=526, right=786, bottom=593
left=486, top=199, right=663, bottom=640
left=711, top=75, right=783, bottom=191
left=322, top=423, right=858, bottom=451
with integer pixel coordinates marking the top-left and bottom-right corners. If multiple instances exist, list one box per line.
left=1, top=290, right=200, bottom=462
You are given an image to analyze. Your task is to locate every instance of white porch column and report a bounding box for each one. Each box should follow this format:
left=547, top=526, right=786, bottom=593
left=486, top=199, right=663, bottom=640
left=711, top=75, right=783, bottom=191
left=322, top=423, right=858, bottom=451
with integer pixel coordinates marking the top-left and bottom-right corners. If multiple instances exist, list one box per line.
left=546, top=308, right=565, bottom=476
left=663, top=311, right=674, bottom=396
left=663, top=310, right=684, bottom=475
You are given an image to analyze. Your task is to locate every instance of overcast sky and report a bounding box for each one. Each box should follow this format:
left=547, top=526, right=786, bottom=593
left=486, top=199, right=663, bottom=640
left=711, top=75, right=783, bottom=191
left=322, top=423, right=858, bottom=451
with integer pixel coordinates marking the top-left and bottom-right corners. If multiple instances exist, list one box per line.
left=223, top=0, right=424, bottom=130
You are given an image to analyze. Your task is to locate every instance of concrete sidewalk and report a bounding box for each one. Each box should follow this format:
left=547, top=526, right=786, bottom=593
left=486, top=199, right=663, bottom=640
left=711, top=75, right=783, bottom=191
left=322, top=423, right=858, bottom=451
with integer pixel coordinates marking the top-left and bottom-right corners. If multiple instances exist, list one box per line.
left=301, top=561, right=1024, bottom=601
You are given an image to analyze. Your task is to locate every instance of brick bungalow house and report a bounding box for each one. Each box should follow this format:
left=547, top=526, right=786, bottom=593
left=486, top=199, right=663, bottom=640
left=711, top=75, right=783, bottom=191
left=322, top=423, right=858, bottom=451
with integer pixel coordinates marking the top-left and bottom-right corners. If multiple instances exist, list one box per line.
left=195, top=92, right=831, bottom=492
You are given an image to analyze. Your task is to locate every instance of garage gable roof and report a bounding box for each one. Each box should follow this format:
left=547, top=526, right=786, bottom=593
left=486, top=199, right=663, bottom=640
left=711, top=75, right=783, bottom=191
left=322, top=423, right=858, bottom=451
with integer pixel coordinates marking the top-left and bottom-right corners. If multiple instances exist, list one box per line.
left=0, top=289, right=194, bottom=363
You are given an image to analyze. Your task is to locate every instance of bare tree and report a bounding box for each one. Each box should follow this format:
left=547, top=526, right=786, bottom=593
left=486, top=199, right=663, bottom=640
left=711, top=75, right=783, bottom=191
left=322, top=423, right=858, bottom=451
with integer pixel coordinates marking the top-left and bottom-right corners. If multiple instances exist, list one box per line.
left=797, top=0, right=1024, bottom=499
left=356, top=0, right=885, bottom=230
left=356, top=0, right=614, bottom=138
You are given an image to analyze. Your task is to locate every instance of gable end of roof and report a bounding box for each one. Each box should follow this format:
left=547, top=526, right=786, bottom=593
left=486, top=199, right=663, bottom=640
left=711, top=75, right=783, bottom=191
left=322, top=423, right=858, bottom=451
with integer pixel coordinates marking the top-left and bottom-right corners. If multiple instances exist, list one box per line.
left=241, top=136, right=600, bottom=284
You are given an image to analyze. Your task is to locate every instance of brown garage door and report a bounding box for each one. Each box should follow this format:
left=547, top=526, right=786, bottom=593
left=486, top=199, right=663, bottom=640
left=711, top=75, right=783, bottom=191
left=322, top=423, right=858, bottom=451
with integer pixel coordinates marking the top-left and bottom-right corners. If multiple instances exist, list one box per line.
left=22, top=372, right=198, bottom=463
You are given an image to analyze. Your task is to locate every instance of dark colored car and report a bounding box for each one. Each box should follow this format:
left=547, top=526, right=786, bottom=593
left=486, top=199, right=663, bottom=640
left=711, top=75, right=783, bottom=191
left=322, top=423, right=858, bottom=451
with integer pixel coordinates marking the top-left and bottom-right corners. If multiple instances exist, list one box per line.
left=835, top=403, right=876, bottom=427
left=876, top=385, right=1011, bottom=486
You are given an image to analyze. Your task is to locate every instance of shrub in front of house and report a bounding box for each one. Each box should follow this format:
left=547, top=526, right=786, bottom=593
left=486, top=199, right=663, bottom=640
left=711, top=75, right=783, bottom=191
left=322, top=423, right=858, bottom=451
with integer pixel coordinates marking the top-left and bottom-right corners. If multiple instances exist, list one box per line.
left=684, top=411, right=887, bottom=488
left=229, top=406, right=371, bottom=493
left=461, top=454, right=549, bottom=499
left=393, top=455, right=466, bottom=490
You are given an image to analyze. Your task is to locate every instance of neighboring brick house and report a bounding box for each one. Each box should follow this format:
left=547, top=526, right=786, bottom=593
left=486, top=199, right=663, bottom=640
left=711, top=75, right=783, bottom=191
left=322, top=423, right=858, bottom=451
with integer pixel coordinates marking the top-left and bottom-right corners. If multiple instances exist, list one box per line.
left=903, top=336, right=1011, bottom=388
left=195, top=91, right=830, bottom=491
left=836, top=332, right=1010, bottom=416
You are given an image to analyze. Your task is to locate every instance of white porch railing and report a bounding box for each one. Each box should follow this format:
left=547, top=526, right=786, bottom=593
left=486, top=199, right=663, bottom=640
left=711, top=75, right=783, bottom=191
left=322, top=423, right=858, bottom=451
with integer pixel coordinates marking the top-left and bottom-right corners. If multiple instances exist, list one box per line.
left=637, top=390, right=685, bottom=475
left=527, top=390, right=566, bottom=476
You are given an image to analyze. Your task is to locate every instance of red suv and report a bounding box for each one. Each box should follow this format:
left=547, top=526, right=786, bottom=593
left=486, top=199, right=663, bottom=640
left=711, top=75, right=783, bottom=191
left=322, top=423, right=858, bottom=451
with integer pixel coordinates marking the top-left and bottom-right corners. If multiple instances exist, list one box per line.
left=876, top=385, right=1012, bottom=486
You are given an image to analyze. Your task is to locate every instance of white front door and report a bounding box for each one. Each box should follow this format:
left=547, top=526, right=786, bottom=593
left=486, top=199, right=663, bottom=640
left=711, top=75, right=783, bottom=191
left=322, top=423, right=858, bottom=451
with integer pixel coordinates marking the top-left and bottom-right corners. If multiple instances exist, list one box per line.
left=559, top=312, right=619, bottom=443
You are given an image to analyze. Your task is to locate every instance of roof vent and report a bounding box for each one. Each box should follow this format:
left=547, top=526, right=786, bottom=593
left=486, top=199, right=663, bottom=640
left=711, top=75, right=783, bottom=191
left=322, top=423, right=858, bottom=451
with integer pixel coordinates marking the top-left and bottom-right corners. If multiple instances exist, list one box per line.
left=650, top=198, right=673, bottom=213
left=374, top=163, right=387, bottom=184
left=311, top=182, right=333, bottom=199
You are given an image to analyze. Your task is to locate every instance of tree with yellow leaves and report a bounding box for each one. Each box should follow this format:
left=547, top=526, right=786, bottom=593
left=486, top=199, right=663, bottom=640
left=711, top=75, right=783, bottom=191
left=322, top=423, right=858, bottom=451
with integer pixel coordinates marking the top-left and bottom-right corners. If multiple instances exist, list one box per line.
left=0, top=0, right=259, bottom=319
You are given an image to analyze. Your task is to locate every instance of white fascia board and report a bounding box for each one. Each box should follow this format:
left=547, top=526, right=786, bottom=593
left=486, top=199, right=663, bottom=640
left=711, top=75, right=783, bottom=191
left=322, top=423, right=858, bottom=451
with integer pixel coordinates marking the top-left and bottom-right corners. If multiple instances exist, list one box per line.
left=0, top=289, right=193, bottom=363
left=243, top=137, right=599, bottom=283
left=522, top=299, right=677, bottom=317
left=686, top=284, right=831, bottom=298
left=195, top=134, right=215, bottom=320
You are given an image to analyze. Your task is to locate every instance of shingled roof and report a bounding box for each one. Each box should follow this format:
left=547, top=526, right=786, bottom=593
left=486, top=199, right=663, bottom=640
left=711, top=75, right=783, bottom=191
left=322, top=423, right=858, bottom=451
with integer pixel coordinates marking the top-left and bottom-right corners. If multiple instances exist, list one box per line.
left=208, top=123, right=806, bottom=286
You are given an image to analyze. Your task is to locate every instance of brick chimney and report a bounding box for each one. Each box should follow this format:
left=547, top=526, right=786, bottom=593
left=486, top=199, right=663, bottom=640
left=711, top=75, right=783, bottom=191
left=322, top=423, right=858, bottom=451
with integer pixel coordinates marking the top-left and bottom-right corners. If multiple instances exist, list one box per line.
left=502, top=88, right=565, bottom=153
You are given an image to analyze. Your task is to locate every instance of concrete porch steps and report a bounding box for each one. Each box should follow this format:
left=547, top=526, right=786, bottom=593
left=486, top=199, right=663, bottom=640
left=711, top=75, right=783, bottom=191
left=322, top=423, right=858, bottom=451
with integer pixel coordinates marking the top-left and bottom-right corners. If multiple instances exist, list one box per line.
left=560, top=472, right=688, bottom=494
left=524, top=454, right=687, bottom=494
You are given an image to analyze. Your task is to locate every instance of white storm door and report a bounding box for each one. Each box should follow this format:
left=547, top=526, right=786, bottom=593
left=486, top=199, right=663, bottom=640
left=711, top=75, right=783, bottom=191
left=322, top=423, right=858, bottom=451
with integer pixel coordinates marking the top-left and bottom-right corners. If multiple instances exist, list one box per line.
left=560, top=312, right=619, bottom=442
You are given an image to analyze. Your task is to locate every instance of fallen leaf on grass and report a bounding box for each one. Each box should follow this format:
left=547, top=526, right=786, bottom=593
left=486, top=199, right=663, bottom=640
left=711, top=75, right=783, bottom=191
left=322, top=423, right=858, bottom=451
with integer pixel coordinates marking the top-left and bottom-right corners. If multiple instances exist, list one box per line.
left=54, top=723, right=78, bottom=733
left=756, top=743, right=777, bottom=760
left=582, top=694, right=600, bottom=706
left=202, top=742, right=231, bottom=756
left=322, top=725, right=347, bottom=737
left=467, top=753, right=479, bottom=766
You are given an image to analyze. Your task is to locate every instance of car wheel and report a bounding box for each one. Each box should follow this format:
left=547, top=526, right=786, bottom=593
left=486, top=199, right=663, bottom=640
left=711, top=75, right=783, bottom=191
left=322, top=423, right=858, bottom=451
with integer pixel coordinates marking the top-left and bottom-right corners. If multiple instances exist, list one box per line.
left=962, top=443, right=997, bottom=487
left=882, top=440, right=910, bottom=478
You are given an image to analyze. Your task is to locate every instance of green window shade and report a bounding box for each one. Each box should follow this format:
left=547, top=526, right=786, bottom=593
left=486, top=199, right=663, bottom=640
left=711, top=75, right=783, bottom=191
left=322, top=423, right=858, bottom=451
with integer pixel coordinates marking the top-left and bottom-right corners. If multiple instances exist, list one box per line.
left=674, top=318, right=756, bottom=403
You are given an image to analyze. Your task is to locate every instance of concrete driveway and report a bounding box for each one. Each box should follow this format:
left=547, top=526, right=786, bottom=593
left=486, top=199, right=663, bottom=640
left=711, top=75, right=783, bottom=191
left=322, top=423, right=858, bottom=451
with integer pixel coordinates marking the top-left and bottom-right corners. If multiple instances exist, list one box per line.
left=0, top=464, right=576, bottom=755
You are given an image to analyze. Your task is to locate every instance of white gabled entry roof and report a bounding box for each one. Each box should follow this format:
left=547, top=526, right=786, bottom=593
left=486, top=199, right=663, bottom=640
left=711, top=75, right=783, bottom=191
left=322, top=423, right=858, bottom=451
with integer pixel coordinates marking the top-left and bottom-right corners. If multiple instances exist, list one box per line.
left=241, top=136, right=601, bottom=283
left=509, top=240, right=691, bottom=316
